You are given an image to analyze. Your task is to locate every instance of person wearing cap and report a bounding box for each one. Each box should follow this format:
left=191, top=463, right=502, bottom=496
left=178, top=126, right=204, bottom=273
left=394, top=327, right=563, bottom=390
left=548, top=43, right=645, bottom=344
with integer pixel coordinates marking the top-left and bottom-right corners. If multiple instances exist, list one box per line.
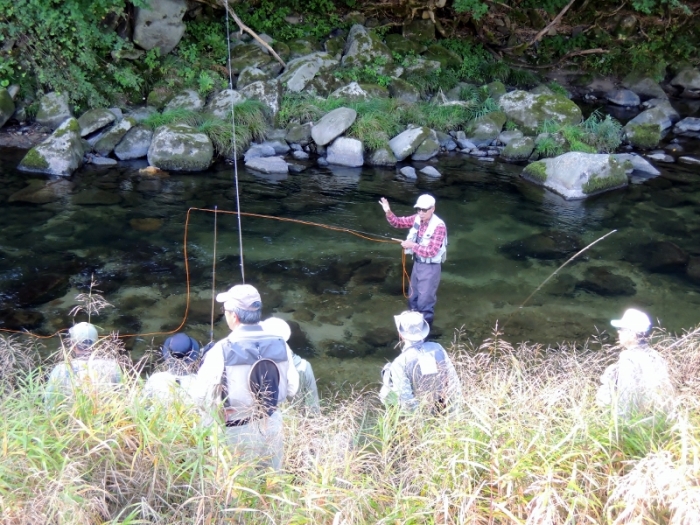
left=142, top=333, right=201, bottom=404
left=190, top=284, right=299, bottom=471
left=379, top=194, right=447, bottom=328
left=44, top=322, right=123, bottom=407
left=596, top=308, right=675, bottom=417
left=260, top=317, right=321, bottom=414
left=380, top=311, right=462, bottom=414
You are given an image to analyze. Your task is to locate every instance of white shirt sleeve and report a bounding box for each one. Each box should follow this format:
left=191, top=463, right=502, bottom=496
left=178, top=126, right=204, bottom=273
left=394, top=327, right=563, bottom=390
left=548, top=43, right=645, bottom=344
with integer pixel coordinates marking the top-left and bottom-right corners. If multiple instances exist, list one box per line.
left=190, top=342, right=225, bottom=408
left=286, top=343, right=300, bottom=398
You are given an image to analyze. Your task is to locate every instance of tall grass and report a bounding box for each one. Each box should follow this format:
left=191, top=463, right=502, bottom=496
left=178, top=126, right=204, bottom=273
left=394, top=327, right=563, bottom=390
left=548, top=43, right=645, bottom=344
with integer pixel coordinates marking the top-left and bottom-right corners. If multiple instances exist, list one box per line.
left=3, top=326, right=700, bottom=523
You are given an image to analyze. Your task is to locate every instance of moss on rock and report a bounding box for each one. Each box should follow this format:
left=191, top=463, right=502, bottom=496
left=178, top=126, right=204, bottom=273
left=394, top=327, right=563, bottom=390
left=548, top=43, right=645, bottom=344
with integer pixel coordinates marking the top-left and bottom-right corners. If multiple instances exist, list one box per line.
left=522, top=160, right=547, bottom=182
left=582, top=157, right=628, bottom=194
left=626, top=122, right=661, bottom=149
left=20, top=148, right=50, bottom=170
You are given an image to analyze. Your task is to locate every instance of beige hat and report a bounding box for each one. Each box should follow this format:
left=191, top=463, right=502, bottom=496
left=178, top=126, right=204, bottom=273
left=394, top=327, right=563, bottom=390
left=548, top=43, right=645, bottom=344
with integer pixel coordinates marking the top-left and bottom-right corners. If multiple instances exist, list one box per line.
left=414, top=194, right=436, bottom=209
left=216, top=284, right=262, bottom=312
left=260, top=317, right=291, bottom=341
left=611, top=308, right=651, bottom=334
left=394, top=311, right=429, bottom=342
left=69, top=322, right=98, bottom=345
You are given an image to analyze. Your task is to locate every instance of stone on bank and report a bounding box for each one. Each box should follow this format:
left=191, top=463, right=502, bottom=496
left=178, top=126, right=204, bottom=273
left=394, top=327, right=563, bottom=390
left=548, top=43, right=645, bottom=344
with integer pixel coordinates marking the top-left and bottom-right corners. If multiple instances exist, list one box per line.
left=18, top=118, right=84, bottom=177
left=521, top=152, right=628, bottom=200
left=147, top=124, right=214, bottom=171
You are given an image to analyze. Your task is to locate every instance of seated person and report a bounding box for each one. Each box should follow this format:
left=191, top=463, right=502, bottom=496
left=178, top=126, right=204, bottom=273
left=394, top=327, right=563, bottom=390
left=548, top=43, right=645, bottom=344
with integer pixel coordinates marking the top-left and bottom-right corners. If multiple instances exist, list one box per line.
left=143, top=332, right=200, bottom=405
left=596, top=308, right=675, bottom=416
left=380, top=311, right=462, bottom=414
left=44, top=322, right=123, bottom=407
left=260, top=317, right=321, bottom=414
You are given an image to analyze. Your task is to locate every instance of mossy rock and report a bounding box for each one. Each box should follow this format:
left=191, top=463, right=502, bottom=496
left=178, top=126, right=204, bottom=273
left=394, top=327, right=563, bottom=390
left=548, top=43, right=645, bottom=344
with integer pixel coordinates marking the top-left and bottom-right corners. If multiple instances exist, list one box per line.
left=421, top=44, right=462, bottom=70
left=466, top=111, right=507, bottom=146
left=522, top=160, right=547, bottom=182
left=228, top=44, right=274, bottom=75
left=342, top=25, right=393, bottom=69
left=94, top=118, right=135, bottom=157
left=499, top=90, right=582, bottom=135
left=18, top=117, right=84, bottom=176
left=485, top=81, right=507, bottom=101
left=271, top=41, right=291, bottom=62
left=287, top=38, right=322, bottom=59
left=582, top=157, right=628, bottom=194
left=0, top=88, right=16, bottom=129
left=402, top=19, right=436, bottom=41
left=358, top=83, right=390, bottom=98
left=147, top=124, right=214, bottom=171
left=625, top=122, right=661, bottom=149
left=35, top=92, right=73, bottom=130
left=324, top=34, right=346, bottom=59
left=502, top=136, right=535, bottom=162
left=147, top=85, right=176, bottom=110
left=384, top=34, right=427, bottom=56
left=77, top=108, right=116, bottom=137
left=388, top=78, right=420, bottom=103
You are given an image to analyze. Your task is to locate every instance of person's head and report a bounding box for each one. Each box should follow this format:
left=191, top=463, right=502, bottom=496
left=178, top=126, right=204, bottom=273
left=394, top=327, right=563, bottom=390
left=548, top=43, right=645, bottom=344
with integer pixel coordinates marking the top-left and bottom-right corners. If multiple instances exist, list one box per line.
left=68, top=322, right=98, bottom=355
left=611, top=308, right=651, bottom=346
left=162, top=333, right=200, bottom=366
left=394, top=310, right=430, bottom=344
left=260, top=317, right=291, bottom=342
left=414, top=194, right=436, bottom=221
left=216, top=284, right=262, bottom=329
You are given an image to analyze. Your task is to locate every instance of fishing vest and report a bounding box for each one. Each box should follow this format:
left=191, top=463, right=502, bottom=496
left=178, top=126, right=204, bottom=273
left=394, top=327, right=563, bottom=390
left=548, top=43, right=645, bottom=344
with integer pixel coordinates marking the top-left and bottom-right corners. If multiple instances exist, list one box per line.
left=219, top=325, right=289, bottom=421
left=405, top=214, right=447, bottom=264
left=405, top=342, right=451, bottom=413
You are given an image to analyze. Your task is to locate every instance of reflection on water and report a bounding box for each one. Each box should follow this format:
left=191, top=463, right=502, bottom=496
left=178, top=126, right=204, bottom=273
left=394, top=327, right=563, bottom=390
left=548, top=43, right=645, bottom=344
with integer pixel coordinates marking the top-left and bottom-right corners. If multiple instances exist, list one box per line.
left=1, top=145, right=700, bottom=391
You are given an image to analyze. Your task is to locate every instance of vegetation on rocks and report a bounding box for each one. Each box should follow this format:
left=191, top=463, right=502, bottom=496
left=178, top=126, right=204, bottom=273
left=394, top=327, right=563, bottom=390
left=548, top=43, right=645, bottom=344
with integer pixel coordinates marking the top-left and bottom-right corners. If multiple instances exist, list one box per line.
left=2, top=326, right=700, bottom=522
left=582, top=158, right=629, bottom=194
left=536, top=110, right=624, bottom=158
left=522, top=160, right=548, bottom=182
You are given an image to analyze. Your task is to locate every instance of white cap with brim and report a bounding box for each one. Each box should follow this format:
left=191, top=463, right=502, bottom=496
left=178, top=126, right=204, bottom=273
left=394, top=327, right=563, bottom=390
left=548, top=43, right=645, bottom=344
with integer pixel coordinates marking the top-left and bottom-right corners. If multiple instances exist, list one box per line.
left=260, top=317, right=292, bottom=341
left=611, top=308, right=651, bottom=334
left=414, top=194, right=436, bottom=209
left=216, top=284, right=262, bottom=312
left=394, top=310, right=430, bottom=342
left=69, top=322, right=98, bottom=344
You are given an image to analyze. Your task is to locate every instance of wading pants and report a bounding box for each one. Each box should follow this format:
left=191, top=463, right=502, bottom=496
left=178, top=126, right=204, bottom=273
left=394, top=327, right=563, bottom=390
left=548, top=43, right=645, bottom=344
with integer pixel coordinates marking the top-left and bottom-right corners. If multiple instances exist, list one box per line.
left=408, top=261, right=441, bottom=326
left=224, top=410, right=284, bottom=471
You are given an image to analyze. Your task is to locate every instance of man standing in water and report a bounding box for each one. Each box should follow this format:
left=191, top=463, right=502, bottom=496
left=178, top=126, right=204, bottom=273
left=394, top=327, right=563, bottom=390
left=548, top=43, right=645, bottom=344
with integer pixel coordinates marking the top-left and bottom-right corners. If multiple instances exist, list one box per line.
left=379, top=194, right=447, bottom=328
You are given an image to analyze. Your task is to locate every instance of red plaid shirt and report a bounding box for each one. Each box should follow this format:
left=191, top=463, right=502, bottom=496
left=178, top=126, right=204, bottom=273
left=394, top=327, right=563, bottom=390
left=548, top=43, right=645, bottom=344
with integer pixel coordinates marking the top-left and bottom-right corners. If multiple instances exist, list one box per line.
left=386, top=212, right=446, bottom=259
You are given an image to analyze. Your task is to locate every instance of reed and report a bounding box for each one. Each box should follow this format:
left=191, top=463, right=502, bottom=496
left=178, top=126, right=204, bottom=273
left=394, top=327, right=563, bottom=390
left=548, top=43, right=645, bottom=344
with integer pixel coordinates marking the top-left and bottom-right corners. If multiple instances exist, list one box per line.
left=2, top=326, right=700, bottom=523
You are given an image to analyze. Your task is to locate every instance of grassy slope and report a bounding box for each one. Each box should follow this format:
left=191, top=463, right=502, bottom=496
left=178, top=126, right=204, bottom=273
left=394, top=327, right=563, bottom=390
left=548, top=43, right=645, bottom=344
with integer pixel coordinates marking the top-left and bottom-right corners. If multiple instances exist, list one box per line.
left=2, top=327, right=700, bottom=523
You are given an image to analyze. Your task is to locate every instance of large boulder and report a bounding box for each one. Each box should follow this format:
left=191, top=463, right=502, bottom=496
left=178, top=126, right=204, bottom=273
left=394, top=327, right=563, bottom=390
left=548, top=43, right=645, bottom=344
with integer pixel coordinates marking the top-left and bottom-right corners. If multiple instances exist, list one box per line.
left=239, top=79, right=282, bottom=116
left=35, top=92, right=73, bottom=130
left=577, top=266, right=636, bottom=296
left=670, top=67, right=700, bottom=92
left=228, top=43, right=274, bottom=75
left=147, top=124, right=214, bottom=171
left=311, top=107, right=357, bottom=146
left=605, top=89, right=640, bottom=107
left=203, top=89, right=246, bottom=120
left=422, top=44, right=462, bottom=69
left=389, top=126, right=431, bottom=161
left=94, top=118, right=134, bottom=156
left=622, top=74, right=668, bottom=100
left=114, top=126, right=153, bottom=160
left=520, top=152, right=628, bottom=200
left=465, top=112, right=507, bottom=147
left=329, top=82, right=371, bottom=101
left=133, top=0, right=187, bottom=55
left=612, top=153, right=660, bottom=177
left=326, top=137, right=364, bottom=167
left=77, top=108, right=116, bottom=137
left=368, top=148, right=397, bottom=166
left=626, top=241, right=688, bottom=273
left=500, top=230, right=583, bottom=260
left=285, top=122, right=312, bottom=146
left=388, top=78, right=420, bottom=103
left=237, top=67, right=269, bottom=90
left=0, top=88, right=16, bottom=129
left=385, top=33, right=427, bottom=56
left=411, top=130, right=440, bottom=161
left=499, top=91, right=582, bottom=135
left=280, top=52, right=339, bottom=93
left=164, top=89, right=204, bottom=112
left=623, top=101, right=679, bottom=131
left=17, top=118, right=84, bottom=176
left=342, top=24, right=393, bottom=69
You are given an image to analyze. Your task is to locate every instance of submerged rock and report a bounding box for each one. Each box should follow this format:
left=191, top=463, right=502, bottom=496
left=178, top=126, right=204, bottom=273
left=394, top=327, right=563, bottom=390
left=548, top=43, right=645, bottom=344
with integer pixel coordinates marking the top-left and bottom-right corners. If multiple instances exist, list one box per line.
left=625, top=241, right=689, bottom=273
left=500, top=230, right=583, bottom=260
left=577, top=266, right=636, bottom=296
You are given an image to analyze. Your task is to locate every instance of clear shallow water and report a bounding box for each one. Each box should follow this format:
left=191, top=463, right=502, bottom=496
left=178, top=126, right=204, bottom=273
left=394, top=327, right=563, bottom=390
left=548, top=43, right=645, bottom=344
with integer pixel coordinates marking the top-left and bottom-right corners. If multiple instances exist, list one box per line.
left=1, top=144, right=700, bottom=391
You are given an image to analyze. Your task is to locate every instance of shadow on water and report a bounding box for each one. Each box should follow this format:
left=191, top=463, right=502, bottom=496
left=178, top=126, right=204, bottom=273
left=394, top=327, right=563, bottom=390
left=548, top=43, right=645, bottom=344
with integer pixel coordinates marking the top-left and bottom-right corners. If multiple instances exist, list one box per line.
left=1, top=148, right=700, bottom=389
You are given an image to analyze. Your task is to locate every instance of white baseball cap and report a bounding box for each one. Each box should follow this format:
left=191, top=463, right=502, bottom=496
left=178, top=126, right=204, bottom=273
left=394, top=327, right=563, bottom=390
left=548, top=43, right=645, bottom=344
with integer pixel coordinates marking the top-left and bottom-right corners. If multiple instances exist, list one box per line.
left=414, top=194, right=435, bottom=209
left=69, top=322, right=98, bottom=345
left=260, top=317, right=291, bottom=342
left=216, top=284, right=262, bottom=312
left=611, top=308, right=651, bottom=334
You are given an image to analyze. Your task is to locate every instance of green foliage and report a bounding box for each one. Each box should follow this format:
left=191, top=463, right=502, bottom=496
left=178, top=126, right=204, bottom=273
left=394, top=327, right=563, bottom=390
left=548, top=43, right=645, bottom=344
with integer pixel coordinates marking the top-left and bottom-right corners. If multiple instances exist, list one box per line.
left=582, top=110, right=623, bottom=153
left=335, top=56, right=392, bottom=88
left=537, top=112, right=622, bottom=154
left=535, top=135, right=565, bottom=158
left=630, top=0, right=690, bottom=15
left=627, top=122, right=661, bottom=149
left=523, top=160, right=548, bottom=182
left=547, top=81, right=569, bottom=97
left=0, top=0, right=147, bottom=107
left=453, top=0, right=489, bottom=19
left=237, top=0, right=344, bottom=41
left=143, top=100, right=267, bottom=157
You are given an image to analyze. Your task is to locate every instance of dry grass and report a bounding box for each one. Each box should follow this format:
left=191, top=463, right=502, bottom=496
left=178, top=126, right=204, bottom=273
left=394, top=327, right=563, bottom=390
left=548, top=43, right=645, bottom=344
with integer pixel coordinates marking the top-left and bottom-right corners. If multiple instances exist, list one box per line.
left=2, top=326, right=700, bottom=523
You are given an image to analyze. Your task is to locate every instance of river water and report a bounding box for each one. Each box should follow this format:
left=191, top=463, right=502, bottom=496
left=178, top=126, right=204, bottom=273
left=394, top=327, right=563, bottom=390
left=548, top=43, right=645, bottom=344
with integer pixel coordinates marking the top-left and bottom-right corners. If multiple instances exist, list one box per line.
left=1, top=141, right=700, bottom=390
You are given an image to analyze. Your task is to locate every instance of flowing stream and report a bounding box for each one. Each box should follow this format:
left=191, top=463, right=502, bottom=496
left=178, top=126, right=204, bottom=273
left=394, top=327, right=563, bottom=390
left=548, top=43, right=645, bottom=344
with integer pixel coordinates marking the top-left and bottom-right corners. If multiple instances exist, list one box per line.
left=1, top=143, right=700, bottom=390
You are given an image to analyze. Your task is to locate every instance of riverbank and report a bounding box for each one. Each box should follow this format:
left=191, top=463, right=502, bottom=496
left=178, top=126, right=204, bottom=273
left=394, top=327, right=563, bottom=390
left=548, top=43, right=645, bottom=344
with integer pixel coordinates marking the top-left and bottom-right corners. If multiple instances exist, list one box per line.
left=2, top=327, right=699, bottom=523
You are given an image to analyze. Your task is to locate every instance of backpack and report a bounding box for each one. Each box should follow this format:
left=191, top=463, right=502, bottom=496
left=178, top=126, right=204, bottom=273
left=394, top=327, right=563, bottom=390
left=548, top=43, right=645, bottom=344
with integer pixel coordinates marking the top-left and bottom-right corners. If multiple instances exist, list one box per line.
left=409, top=343, right=451, bottom=414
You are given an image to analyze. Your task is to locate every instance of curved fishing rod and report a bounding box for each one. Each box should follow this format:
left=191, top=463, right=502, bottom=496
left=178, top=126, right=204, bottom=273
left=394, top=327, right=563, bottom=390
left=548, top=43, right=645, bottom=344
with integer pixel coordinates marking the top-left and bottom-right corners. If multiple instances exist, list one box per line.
left=209, top=205, right=218, bottom=344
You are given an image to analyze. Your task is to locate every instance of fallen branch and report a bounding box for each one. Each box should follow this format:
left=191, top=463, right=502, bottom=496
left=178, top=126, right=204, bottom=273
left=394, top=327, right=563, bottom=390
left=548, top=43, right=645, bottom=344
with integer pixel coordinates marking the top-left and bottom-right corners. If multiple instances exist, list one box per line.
left=195, top=0, right=287, bottom=69
left=529, top=0, right=577, bottom=46
left=503, top=48, right=610, bottom=69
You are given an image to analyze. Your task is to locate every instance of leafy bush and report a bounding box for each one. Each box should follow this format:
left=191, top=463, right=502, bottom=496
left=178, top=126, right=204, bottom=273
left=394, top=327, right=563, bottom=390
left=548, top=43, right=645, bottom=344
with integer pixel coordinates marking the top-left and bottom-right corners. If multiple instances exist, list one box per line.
left=583, top=110, right=623, bottom=153
left=537, top=112, right=623, bottom=154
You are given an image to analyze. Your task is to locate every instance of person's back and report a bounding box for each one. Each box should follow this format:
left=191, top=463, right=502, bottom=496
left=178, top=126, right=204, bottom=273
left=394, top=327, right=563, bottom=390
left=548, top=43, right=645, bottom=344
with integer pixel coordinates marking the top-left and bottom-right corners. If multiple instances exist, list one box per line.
left=143, top=332, right=200, bottom=406
left=44, top=323, right=123, bottom=407
left=380, top=311, right=462, bottom=413
left=596, top=308, right=675, bottom=416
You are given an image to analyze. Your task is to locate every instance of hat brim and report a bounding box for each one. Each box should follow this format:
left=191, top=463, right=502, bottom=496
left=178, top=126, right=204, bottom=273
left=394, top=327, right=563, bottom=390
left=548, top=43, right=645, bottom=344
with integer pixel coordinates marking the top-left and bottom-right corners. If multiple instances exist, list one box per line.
left=398, top=322, right=430, bottom=341
left=610, top=319, right=624, bottom=328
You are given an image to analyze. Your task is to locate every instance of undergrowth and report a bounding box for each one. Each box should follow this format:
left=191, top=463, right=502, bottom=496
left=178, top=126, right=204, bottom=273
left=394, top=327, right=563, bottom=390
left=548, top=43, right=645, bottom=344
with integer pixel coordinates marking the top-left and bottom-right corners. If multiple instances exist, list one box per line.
left=536, top=110, right=623, bottom=156
left=2, top=325, right=700, bottom=522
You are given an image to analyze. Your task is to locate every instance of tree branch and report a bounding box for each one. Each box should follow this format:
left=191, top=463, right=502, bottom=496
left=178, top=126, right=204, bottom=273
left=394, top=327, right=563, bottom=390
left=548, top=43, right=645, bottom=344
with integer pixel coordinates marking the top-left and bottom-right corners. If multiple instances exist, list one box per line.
left=529, top=0, right=578, bottom=46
